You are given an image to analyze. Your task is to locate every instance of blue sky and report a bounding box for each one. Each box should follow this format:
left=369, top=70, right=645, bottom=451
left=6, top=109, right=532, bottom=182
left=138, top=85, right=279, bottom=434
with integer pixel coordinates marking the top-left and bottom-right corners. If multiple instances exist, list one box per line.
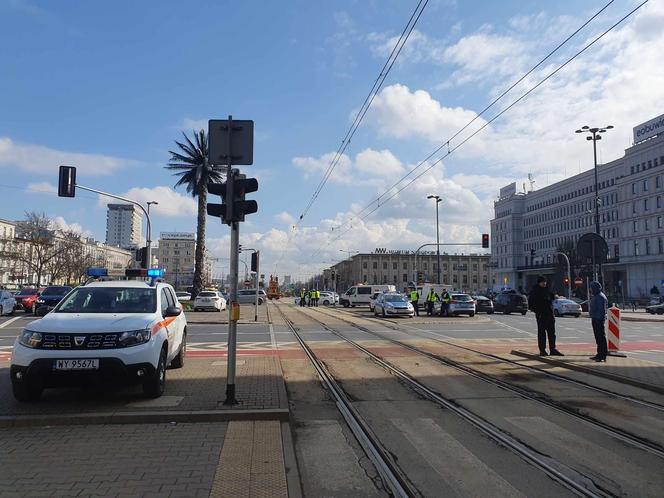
left=1, top=0, right=662, bottom=280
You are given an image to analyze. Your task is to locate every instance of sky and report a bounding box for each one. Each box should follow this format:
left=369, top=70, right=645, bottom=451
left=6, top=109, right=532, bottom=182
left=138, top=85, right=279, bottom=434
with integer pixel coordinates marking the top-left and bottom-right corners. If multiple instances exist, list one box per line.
left=1, top=0, right=663, bottom=283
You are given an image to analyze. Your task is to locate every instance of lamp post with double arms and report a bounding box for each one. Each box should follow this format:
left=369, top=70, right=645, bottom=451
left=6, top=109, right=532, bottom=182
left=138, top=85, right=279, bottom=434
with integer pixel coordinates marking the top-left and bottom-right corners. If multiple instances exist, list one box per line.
left=575, top=125, right=613, bottom=284
left=146, top=201, right=159, bottom=263
left=427, top=195, right=442, bottom=284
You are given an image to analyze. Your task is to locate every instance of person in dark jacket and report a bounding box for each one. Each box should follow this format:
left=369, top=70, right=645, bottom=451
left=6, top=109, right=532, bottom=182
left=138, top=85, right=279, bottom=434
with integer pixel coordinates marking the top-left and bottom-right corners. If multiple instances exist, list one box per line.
left=589, top=281, right=608, bottom=361
left=528, top=276, right=564, bottom=356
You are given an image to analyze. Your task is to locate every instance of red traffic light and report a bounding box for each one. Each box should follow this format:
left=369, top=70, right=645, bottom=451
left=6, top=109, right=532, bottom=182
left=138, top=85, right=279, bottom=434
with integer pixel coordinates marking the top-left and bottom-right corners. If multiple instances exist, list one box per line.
left=563, top=277, right=570, bottom=285
left=481, top=233, right=489, bottom=248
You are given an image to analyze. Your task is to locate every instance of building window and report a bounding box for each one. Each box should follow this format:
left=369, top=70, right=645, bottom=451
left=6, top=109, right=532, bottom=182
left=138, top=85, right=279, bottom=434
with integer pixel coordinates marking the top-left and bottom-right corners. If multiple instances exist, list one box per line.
left=659, top=216, right=663, bottom=229
left=634, top=240, right=639, bottom=256
left=658, top=196, right=662, bottom=209
left=644, top=179, right=649, bottom=191
left=659, top=238, right=664, bottom=254
left=644, top=198, right=649, bottom=211
left=646, top=239, right=651, bottom=255
left=657, top=176, right=662, bottom=189
left=402, top=273, right=408, bottom=282
left=645, top=219, right=650, bottom=231
left=632, top=183, right=637, bottom=194
left=633, top=220, right=638, bottom=233
left=382, top=262, right=387, bottom=270
left=392, top=262, right=397, bottom=270
left=363, top=262, right=367, bottom=269
left=372, top=262, right=377, bottom=269
left=423, top=263, right=428, bottom=270
left=403, top=262, right=408, bottom=270
left=633, top=202, right=637, bottom=214
left=393, top=275, right=397, bottom=284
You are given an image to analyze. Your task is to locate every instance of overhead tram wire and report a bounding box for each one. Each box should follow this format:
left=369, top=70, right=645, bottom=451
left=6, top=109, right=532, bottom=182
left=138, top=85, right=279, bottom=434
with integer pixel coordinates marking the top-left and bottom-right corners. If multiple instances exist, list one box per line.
left=345, top=0, right=615, bottom=224
left=308, top=0, right=648, bottom=263
left=272, top=0, right=429, bottom=274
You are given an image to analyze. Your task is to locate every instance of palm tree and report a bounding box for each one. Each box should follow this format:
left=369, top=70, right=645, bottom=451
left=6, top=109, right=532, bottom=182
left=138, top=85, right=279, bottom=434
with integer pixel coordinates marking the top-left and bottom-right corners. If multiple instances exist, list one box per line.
left=166, top=130, right=223, bottom=298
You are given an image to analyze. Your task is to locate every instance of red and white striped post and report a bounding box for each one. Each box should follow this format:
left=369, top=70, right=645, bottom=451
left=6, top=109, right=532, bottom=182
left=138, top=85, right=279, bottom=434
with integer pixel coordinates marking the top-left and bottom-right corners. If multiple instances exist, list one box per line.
left=607, top=305, right=626, bottom=357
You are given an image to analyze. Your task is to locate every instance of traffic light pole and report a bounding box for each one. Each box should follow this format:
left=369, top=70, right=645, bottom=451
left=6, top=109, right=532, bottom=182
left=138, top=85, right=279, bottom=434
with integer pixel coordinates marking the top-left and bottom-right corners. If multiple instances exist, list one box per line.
left=225, top=116, right=238, bottom=406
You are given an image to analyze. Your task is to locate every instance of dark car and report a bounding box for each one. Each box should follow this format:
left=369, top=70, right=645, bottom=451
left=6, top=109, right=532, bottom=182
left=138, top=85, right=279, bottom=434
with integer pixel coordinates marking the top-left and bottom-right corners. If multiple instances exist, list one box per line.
left=14, top=288, right=42, bottom=313
left=472, top=295, right=494, bottom=314
left=34, top=286, right=73, bottom=316
left=494, top=291, right=528, bottom=315
left=646, top=302, right=664, bottom=315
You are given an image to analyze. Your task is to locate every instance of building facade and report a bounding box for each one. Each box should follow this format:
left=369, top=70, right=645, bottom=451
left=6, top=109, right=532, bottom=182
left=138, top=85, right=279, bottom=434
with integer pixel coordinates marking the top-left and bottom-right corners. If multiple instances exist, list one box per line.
left=491, top=113, right=664, bottom=299
left=0, top=219, right=17, bottom=286
left=329, top=250, right=492, bottom=294
left=157, top=232, right=196, bottom=291
left=105, top=204, right=142, bottom=249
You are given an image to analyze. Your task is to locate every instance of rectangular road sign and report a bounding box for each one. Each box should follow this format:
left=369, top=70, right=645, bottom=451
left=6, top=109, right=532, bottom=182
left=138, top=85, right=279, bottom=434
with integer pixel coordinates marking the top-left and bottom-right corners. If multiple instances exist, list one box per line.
left=208, top=119, right=254, bottom=165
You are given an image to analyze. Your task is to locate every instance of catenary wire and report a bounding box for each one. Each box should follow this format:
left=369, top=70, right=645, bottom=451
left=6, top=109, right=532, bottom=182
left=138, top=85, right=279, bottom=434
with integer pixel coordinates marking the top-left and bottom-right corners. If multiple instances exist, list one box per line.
left=308, top=0, right=648, bottom=263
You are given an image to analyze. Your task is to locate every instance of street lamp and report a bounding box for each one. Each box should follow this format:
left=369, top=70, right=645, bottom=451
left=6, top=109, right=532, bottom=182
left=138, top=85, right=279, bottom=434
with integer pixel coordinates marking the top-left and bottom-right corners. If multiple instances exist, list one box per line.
left=575, top=125, right=613, bottom=235
left=146, top=201, right=159, bottom=263
left=427, top=195, right=442, bottom=284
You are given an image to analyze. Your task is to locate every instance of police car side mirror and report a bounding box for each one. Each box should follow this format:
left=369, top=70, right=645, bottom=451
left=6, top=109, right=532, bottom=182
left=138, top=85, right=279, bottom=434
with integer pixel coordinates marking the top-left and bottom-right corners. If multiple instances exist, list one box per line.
left=164, top=306, right=181, bottom=317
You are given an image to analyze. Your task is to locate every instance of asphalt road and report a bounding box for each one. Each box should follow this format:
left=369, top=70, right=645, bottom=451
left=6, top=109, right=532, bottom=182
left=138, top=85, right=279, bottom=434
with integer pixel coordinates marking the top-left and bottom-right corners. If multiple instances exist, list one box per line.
left=2, top=309, right=662, bottom=364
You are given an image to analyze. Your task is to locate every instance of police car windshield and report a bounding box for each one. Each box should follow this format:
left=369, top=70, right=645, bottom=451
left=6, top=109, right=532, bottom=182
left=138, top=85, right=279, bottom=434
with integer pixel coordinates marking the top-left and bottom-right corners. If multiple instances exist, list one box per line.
left=55, top=287, right=157, bottom=313
left=384, top=295, right=407, bottom=303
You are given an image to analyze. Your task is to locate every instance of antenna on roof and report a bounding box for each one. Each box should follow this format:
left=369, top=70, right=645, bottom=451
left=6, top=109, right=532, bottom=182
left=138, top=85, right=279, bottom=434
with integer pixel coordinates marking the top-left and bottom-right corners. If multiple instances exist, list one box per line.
left=527, top=174, right=536, bottom=192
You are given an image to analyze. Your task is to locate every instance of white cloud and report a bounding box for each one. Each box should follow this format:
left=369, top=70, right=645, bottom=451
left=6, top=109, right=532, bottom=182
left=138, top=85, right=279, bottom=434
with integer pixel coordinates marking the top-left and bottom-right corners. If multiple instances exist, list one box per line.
left=97, top=186, right=198, bottom=217
left=179, top=118, right=207, bottom=131
left=26, top=182, right=57, bottom=194
left=274, top=211, right=295, bottom=226
left=52, top=216, right=90, bottom=236
left=0, top=137, right=134, bottom=175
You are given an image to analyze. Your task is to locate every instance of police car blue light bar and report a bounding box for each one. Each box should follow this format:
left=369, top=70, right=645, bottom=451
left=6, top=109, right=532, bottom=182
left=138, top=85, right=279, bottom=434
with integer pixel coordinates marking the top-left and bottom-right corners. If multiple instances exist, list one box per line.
left=147, top=268, right=165, bottom=278
left=86, top=268, right=108, bottom=277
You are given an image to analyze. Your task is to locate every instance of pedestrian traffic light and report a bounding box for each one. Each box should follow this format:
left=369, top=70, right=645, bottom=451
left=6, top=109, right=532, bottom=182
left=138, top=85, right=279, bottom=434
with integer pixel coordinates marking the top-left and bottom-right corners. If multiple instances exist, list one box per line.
left=207, top=170, right=259, bottom=224
left=58, top=166, right=76, bottom=197
left=481, top=233, right=489, bottom=248
left=251, top=251, right=259, bottom=272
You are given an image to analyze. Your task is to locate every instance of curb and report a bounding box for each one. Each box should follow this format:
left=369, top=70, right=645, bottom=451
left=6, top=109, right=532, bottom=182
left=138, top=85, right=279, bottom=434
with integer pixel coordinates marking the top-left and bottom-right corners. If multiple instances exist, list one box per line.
left=511, top=350, right=664, bottom=395
left=0, top=408, right=290, bottom=428
left=281, top=421, right=303, bottom=498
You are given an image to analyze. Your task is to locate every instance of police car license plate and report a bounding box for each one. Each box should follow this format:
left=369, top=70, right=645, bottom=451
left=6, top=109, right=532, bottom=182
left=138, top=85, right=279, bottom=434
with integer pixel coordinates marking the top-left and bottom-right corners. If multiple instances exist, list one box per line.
left=54, top=359, right=99, bottom=370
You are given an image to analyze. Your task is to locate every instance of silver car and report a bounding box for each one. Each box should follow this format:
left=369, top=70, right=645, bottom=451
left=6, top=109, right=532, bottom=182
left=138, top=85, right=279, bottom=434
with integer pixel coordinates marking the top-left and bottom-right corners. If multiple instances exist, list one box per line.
left=237, top=289, right=267, bottom=305
left=373, top=293, right=414, bottom=318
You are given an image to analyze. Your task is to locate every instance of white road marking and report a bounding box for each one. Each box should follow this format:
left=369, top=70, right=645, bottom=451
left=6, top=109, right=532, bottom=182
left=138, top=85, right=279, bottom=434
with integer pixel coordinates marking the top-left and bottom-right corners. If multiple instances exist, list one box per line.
left=269, top=321, right=277, bottom=349
left=0, top=316, right=22, bottom=329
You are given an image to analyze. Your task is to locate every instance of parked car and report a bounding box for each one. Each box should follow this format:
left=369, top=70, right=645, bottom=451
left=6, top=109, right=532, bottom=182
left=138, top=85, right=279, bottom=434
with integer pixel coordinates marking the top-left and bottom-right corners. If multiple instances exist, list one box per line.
left=237, top=289, right=267, bottom=305
left=175, top=292, right=192, bottom=302
left=472, top=295, right=494, bottom=314
left=443, top=293, right=476, bottom=317
left=552, top=298, right=582, bottom=317
left=494, top=291, right=528, bottom=315
left=193, top=291, right=226, bottom=312
left=373, top=293, right=414, bottom=318
left=10, top=280, right=187, bottom=401
left=14, top=287, right=43, bottom=313
left=369, top=291, right=382, bottom=312
left=646, top=302, right=664, bottom=315
left=568, top=297, right=589, bottom=312
left=0, top=290, right=17, bottom=316
left=319, top=291, right=339, bottom=306
left=35, top=286, right=73, bottom=316
left=340, top=285, right=396, bottom=307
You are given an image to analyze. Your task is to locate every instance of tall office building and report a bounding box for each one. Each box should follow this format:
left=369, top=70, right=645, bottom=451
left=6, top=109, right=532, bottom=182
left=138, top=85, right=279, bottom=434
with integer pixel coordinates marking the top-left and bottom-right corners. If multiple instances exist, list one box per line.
left=157, top=232, right=196, bottom=290
left=491, top=113, right=664, bottom=298
left=105, top=204, right=142, bottom=249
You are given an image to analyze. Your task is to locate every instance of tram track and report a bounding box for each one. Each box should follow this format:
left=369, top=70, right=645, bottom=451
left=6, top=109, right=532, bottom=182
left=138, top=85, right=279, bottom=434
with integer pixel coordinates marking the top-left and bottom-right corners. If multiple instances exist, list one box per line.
left=277, top=302, right=614, bottom=498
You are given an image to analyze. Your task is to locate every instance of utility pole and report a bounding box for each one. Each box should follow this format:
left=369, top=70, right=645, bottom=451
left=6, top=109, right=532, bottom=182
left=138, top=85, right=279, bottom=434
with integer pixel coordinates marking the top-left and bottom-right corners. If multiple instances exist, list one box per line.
left=427, top=195, right=442, bottom=284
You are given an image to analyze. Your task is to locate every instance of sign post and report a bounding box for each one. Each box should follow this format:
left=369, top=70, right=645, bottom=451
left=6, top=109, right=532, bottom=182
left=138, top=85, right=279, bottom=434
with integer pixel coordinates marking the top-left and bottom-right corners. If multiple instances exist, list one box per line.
left=208, top=116, right=254, bottom=406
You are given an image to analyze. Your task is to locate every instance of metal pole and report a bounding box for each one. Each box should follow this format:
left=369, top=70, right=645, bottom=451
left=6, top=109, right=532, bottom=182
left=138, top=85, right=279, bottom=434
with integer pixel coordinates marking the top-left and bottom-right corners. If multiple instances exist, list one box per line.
left=255, top=251, right=259, bottom=322
left=225, top=115, right=238, bottom=405
left=76, top=184, right=151, bottom=269
left=592, top=132, right=600, bottom=236
left=435, top=201, right=441, bottom=284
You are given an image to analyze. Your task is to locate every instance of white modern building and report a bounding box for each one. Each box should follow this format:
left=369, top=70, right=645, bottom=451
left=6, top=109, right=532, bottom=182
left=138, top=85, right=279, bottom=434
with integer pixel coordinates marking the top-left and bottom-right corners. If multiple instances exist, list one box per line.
left=105, top=204, right=142, bottom=249
left=0, top=219, right=17, bottom=286
left=157, top=232, right=196, bottom=290
left=491, top=113, right=664, bottom=299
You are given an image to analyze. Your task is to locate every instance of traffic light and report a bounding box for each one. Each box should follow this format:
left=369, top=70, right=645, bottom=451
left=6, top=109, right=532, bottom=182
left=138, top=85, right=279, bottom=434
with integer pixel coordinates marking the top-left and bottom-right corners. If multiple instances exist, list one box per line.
left=136, top=247, right=148, bottom=269
left=563, top=276, right=570, bottom=286
left=58, top=166, right=76, bottom=197
left=481, top=233, right=489, bottom=248
left=207, top=170, right=258, bottom=224
left=251, top=251, right=259, bottom=272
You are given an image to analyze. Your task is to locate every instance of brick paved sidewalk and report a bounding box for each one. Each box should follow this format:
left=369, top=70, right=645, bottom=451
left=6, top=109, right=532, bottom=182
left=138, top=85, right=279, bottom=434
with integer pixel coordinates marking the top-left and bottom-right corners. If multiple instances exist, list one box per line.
left=0, top=420, right=292, bottom=498
left=512, top=349, right=664, bottom=394
left=0, top=356, right=288, bottom=425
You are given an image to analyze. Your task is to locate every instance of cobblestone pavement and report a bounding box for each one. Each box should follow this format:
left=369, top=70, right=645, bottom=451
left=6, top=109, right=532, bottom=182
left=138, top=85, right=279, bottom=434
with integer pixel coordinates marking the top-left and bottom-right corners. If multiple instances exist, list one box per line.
left=0, top=422, right=227, bottom=497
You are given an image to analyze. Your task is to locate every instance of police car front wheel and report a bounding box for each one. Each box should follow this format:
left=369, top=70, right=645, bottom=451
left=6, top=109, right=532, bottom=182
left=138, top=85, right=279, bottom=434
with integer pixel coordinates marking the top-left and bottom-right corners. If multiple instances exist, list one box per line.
left=143, top=348, right=167, bottom=398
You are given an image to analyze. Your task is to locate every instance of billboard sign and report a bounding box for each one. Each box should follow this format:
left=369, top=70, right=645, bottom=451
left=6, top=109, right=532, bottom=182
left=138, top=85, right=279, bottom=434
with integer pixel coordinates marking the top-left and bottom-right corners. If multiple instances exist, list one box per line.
left=160, top=232, right=195, bottom=240
left=633, top=113, right=664, bottom=144
left=499, top=182, right=517, bottom=199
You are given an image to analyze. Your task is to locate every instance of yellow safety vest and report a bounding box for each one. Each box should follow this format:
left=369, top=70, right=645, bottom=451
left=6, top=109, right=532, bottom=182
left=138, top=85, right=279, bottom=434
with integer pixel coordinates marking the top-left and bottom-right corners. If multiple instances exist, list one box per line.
left=427, top=292, right=437, bottom=302
left=410, top=290, right=419, bottom=301
left=441, top=293, right=450, bottom=303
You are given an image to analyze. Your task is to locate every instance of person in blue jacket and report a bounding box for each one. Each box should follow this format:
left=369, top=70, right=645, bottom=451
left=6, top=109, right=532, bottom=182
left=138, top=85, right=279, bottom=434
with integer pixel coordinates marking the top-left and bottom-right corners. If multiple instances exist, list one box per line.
left=589, top=281, right=609, bottom=362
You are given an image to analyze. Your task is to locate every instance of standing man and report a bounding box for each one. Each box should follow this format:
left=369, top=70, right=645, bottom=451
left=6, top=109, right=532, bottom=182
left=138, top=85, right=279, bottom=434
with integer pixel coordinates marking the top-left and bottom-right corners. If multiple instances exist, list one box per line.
left=440, top=290, right=451, bottom=317
left=589, top=281, right=608, bottom=362
left=409, top=287, right=420, bottom=317
left=300, top=288, right=306, bottom=307
left=426, top=288, right=438, bottom=316
left=528, top=276, right=564, bottom=357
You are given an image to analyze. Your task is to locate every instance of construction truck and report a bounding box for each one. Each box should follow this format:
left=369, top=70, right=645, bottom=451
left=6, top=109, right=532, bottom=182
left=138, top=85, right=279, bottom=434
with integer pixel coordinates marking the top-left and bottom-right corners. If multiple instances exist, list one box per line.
left=267, top=275, right=280, bottom=300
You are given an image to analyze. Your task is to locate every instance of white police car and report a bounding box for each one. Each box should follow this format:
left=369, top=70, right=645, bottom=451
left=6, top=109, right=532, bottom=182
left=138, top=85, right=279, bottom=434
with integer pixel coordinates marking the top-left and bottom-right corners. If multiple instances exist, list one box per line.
left=10, top=279, right=187, bottom=401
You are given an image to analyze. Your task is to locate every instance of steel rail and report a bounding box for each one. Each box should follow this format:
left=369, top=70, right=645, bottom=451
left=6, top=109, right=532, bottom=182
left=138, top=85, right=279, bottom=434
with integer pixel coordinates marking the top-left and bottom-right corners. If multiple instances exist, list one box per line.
left=273, top=304, right=417, bottom=498
left=309, top=306, right=664, bottom=459
left=290, top=304, right=606, bottom=498
left=334, top=306, right=664, bottom=412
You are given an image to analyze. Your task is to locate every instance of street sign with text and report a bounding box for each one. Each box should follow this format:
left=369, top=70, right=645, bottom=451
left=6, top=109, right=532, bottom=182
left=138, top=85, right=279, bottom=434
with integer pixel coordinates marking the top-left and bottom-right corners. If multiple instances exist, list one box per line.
left=208, top=119, right=254, bottom=165
left=575, top=277, right=583, bottom=287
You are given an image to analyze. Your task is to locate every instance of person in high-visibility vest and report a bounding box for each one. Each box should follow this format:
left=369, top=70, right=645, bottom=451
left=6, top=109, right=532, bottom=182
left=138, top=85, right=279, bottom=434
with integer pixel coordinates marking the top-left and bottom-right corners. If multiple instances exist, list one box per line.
left=409, top=288, right=420, bottom=316
left=426, top=288, right=438, bottom=316
left=316, top=289, right=321, bottom=306
left=308, top=289, right=314, bottom=307
left=440, top=291, right=451, bottom=317
left=300, top=289, right=306, bottom=307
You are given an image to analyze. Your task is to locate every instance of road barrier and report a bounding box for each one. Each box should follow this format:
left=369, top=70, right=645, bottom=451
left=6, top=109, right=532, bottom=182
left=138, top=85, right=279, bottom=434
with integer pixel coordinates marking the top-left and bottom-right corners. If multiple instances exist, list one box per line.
left=608, top=305, right=626, bottom=357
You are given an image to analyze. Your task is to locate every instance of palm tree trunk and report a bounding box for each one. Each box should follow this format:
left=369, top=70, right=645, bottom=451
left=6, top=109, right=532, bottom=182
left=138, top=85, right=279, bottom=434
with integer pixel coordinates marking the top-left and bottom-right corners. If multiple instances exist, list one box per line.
left=192, top=183, right=207, bottom=298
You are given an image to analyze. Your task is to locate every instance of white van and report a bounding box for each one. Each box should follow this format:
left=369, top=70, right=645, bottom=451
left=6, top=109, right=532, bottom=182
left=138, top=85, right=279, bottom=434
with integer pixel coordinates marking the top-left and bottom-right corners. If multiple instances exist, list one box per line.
left=341, top=285, right=396, bottom=307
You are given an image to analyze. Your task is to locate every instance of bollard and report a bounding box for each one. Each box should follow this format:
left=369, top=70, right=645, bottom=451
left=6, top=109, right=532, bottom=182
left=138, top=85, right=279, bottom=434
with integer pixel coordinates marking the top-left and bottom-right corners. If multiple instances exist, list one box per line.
left=607, top=305, right=626, bottom=357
